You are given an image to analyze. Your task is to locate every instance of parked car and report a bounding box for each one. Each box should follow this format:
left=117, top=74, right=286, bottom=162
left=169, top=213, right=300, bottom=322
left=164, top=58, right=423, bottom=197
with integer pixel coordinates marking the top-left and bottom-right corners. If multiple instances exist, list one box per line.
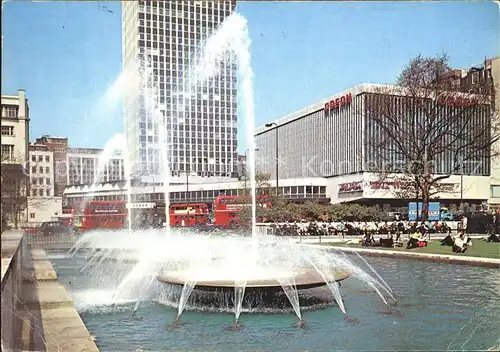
left=39, top=221, right=74, bottom=236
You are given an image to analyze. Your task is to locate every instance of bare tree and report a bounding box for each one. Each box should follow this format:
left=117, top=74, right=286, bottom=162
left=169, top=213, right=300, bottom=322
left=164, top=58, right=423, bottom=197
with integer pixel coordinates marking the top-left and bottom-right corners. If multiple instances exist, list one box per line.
left=1, top=152, right=29, bottom=230
left=239, top=172, right=272, bottom=196
left=1, top=150, right=54, bottom=230
left=366, top=53, right=499, bottom=219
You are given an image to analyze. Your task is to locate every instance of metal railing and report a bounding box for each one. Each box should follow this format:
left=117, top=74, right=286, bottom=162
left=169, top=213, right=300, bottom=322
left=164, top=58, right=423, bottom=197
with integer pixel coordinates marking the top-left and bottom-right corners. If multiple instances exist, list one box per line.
left=24, top=233, right=79, bottom=245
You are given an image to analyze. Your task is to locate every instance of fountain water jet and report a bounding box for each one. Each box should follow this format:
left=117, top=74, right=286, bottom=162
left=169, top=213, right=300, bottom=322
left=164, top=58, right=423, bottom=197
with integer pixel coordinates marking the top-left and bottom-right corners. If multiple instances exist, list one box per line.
left=277, top=277, right=302, bottom=321
left=234, top=279, right=247, bottom=325
left=132, top=275, right=157, bottom=316
left=176, top=280, right=197, bottom=323
left=68, top=12, right=395, bottom=324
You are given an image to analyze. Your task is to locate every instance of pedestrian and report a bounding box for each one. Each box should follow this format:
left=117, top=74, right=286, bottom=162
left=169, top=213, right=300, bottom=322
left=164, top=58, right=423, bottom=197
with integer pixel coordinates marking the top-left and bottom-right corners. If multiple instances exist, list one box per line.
left=459, top=214, right=468, bottom=235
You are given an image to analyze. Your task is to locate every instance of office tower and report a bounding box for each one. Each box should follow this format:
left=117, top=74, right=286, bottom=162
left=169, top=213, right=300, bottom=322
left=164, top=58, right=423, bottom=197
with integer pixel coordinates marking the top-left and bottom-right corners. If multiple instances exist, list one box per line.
left=122, top=0, right=238, bottom=184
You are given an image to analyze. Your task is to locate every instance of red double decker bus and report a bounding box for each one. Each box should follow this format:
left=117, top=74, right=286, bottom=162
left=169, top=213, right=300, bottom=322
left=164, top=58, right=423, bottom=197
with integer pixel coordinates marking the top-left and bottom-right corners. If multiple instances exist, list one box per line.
left=73, top=200, right=127, bottom=232
left=170, top=203, right=209, bottom=227
left=213, top=195, right=271, bottom=227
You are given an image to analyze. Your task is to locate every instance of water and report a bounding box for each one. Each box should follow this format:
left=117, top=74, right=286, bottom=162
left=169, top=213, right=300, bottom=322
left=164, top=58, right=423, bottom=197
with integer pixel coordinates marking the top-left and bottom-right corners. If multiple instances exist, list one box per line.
left=177, top=280, right=197, bottom=320
left=49, top=253, right=500, bottom=351
left=276, top=277, right=302, bottom=320
left=68, top=229, right=394, bottom=318
left=234, top=280, right=247, bottom=323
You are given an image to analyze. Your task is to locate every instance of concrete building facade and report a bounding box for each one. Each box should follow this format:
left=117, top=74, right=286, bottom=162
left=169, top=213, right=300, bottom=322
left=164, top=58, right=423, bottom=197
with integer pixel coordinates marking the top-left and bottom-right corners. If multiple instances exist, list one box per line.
left=28, top=144, right=55, bottom=198
left=255, top=83, right=493, bottom=209
left=26, top=197, right=63, bottom=224
left=67, top=147, right=124, bottom=186
left=1, top=89, right=30, bottom=227
left=121, top=0, right=238, bottom=183
left=33, top=136, right=126, bottom=197
left=1, top=89, right=29, bottom=163
left=26, top=144, right=63, bottom=224
left=437, top=57, right=500, bottom=208
left=34, top=135, right=68, bottom=196
left=63, top=177, right=329, bottom=208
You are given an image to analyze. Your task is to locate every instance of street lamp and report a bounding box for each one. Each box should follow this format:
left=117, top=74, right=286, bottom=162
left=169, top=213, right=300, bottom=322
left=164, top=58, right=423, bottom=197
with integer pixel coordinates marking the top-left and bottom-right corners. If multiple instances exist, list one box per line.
left=265, top=122, right=279, bottom=195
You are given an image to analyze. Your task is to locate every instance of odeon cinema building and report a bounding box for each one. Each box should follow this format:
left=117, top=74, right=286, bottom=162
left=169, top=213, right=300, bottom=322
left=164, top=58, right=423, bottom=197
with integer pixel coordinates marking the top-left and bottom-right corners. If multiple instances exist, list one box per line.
left=255, top=83, right=494, bottom=211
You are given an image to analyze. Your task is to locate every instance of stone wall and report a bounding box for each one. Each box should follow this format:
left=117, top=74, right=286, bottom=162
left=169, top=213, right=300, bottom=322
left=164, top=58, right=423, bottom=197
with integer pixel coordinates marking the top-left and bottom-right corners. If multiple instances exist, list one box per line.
left=1, top=230, right=99, bottom=351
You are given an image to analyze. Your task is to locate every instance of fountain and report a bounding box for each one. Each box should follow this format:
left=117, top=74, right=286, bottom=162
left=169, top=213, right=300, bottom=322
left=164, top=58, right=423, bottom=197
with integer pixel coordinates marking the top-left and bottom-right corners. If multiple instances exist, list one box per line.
left=68, top=12, right=395, bottom=327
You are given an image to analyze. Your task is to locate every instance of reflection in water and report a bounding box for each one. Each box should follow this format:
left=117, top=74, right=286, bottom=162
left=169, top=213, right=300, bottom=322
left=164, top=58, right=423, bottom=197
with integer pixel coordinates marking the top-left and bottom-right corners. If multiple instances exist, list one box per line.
left=48, top=253, right=500, bottom=351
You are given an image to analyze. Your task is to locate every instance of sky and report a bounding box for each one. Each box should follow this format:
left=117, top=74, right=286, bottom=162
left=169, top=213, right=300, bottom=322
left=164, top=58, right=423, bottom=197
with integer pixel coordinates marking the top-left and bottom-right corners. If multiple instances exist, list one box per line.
left=2, top=1, right=498, bottom=152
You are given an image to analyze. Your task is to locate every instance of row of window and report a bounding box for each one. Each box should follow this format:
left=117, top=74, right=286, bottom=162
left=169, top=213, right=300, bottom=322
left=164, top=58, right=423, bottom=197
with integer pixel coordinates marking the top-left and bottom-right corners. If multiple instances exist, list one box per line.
left=32, top=177, right=51, bottom=185
left=31, top=166, right=51, bottom=174
left=31, top=154, right=51, bottom=163
left=65, top=185, right=327, bottom=205
left=31, top=188, right=51, bottom=197
left=1, top=126, right=14, bottom=136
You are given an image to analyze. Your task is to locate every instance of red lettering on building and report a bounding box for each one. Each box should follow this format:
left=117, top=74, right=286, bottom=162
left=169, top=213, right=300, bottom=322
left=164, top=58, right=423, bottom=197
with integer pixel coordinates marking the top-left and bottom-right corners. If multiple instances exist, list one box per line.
left=438, top=94, right=479, bottom=108
left=324, top=93, right=353, bottom=113
left=338, top=182, right=363, bottom=193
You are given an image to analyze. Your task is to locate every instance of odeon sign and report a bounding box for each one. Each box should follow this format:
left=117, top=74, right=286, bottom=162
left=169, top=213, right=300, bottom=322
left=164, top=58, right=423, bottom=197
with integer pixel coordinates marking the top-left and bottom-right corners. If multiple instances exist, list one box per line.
left=437, top=94, right=480, bottom=108
left=324, top=93, right=353, bottom=112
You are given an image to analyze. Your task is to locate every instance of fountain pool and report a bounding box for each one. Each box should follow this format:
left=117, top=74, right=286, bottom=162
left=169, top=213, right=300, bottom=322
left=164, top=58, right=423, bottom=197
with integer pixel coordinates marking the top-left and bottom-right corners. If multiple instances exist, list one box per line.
left=67, top=229, right=395, bottom=325
left=49, top=252, right=500, bottom=351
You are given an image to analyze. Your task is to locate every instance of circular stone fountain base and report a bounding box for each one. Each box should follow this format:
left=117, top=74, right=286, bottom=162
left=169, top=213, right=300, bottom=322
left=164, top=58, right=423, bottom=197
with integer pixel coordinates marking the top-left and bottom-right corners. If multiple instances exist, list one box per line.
left=156, top=268, right=349, bottom=311
left=157, top=268, right=349, bottom=293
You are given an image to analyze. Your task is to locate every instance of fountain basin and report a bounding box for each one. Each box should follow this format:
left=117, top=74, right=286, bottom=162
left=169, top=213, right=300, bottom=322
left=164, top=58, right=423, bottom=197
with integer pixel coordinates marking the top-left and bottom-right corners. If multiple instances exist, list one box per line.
left=156, top=268, right=350, bottom=292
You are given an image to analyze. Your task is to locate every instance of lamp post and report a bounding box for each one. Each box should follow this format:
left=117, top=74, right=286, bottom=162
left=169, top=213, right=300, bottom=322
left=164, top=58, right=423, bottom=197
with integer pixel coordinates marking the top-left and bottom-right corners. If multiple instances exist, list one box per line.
left=265, top=122, right=279, bottom=195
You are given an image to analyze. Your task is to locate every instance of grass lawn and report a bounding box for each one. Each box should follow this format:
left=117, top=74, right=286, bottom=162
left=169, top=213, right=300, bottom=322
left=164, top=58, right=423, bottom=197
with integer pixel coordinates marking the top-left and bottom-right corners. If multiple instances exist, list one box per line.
left=326, top=239, right=500, bottom=259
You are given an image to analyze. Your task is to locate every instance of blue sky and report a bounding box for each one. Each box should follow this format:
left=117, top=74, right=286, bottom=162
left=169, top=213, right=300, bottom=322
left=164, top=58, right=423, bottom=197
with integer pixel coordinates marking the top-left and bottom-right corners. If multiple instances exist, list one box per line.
left=2, top=1, right=498, bottom=151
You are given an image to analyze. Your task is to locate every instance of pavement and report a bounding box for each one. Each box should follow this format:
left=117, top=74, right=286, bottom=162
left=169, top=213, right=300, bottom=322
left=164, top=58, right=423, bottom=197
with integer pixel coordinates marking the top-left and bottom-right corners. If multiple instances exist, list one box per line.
left=1, top=230, right=24, bottom=281
left=1, top=230, right=99, bottom=352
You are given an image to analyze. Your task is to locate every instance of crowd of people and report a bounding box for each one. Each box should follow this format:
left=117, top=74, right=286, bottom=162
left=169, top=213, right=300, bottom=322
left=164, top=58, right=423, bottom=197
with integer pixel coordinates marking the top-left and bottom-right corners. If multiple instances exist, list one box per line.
left=270, top=219, right=454, bottom=238
left=268, top=214, right=500, bottom=253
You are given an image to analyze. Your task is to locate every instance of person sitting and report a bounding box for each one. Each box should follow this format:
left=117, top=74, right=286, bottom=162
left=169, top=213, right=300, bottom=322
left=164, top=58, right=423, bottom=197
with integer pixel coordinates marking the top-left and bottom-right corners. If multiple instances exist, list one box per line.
left=452, top=233, right=471, bottom=253
left=441, top=233, right=455, bottom=246
left=407, top=232, right=421, bottom=249
left=380, top=236, right=394, bottom=248
left=362, top=232, right=376, bottom=246
left=417, top=232, right=429, bottom=247
left=486, top=233, right=500, bottom=242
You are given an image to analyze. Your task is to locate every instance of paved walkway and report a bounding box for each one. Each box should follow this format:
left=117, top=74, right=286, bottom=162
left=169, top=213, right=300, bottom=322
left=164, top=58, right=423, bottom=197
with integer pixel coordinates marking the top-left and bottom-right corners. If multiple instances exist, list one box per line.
left=1, top=230, right=24, bottom=281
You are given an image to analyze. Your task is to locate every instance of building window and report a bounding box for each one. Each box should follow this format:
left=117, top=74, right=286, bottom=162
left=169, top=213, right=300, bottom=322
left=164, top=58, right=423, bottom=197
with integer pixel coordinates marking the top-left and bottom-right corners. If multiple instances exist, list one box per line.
left=3, top=106, right=18, bottom=118
left=31, top=166, right=36, bottom=174
left=32, top=155, right=36, bottom=162
left=39, top=167, right=44, bottom=174
left=30, top=213, right=35, bottom=219
left=38, top=155, right=43, bottom=162
left=46, top=189, right=51, bottom=197
left=45, top=155, right=50, bottom=162
left=45, top=167, right=50, bottom=173
left=491, top=185, right=500, bottom=198
left=46, top=178, right=50, bottom=185
left=1, top=144, right=14, bottom=161
left=1, top=126, right=14, bottom=136
left=32, top=189, right=37, bottom=196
